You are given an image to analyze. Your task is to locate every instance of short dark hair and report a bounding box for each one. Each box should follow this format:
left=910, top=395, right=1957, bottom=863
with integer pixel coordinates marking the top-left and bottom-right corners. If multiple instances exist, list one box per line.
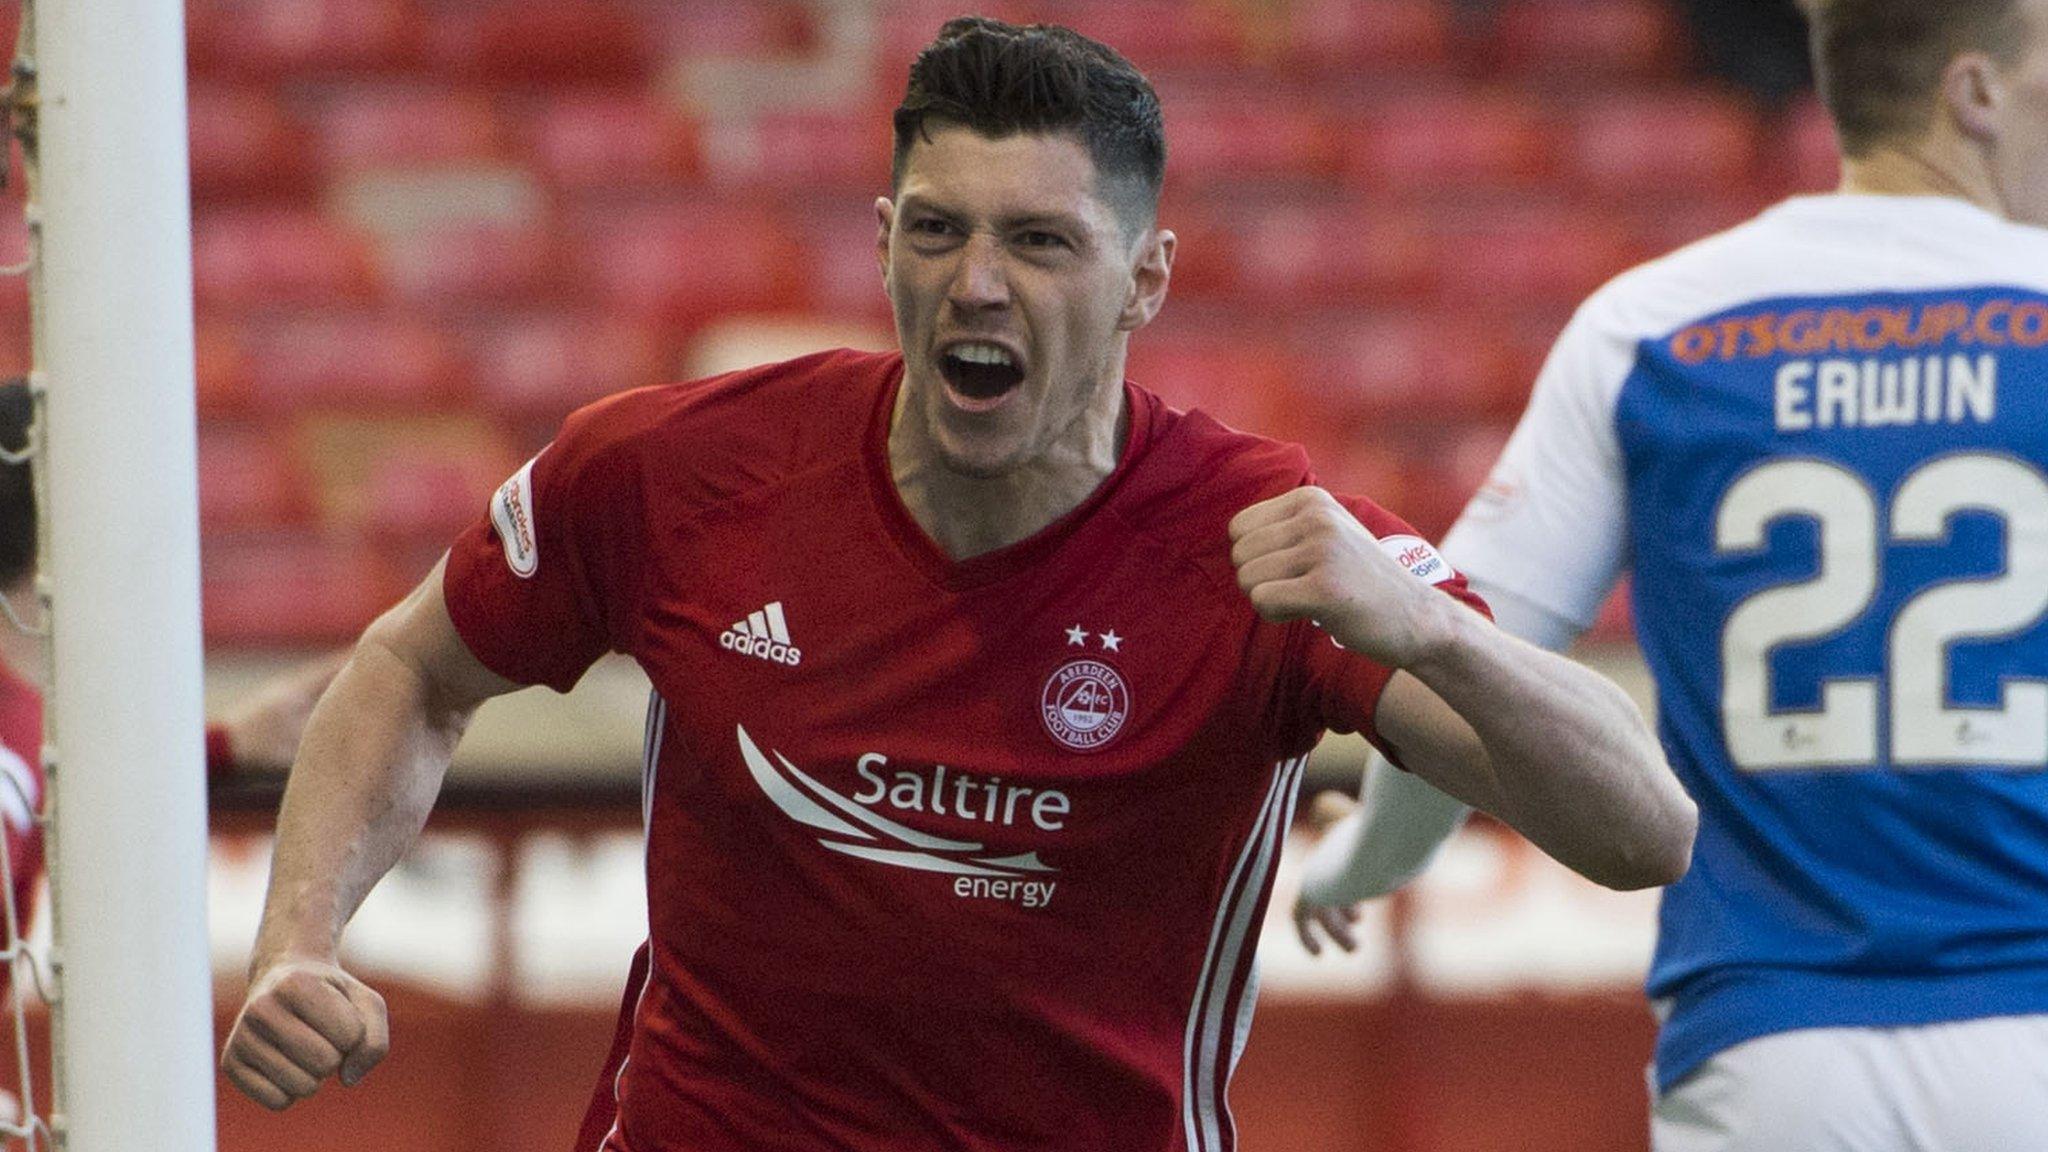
left=0, top=379, right=32, bottom=588
left=1799, top=0, right=2028, bottom=156
left=892, top=16, right=1167, bottom=232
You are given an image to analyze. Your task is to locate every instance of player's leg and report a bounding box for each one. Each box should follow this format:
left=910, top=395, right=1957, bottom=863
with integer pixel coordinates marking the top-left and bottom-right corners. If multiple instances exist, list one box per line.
left=1650, top=1027, right=1906, bottom=1152
left=1895, top=1014, right=2048, bottom=1151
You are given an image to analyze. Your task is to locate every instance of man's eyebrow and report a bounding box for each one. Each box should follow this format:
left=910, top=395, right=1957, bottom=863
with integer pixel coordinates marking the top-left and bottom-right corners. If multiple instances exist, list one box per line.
left=896, top=195, right=1096, bottom=235
left=999, top=211, right=1093, bottom=234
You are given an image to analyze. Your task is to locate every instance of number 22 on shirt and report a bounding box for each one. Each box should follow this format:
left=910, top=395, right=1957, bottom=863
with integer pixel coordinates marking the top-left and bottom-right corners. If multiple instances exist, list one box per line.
left=1717, top=452, right=2048, bottom=771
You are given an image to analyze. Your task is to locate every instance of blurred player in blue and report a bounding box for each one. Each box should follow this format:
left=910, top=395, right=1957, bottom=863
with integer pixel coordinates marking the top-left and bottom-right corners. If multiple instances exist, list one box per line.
left=1297, top=0, right=2048, bottom=1147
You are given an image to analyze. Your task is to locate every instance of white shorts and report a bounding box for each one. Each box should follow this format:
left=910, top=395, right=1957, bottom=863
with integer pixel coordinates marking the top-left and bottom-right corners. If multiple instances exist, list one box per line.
left=1651, top=1015, right=2048, bottom=1152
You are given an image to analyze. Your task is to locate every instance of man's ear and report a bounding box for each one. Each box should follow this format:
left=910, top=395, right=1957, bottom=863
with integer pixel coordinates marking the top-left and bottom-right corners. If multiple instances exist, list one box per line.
left=876, top=197, right=895, bottom=285
left=1118, top=228, right=1175, bottom=333
left=1944, top=51, right=2006, bottom=143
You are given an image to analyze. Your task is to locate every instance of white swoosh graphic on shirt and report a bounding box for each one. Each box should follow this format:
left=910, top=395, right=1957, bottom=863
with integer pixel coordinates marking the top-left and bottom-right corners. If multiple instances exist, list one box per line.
left=735, top=724, right=1059, bottom=878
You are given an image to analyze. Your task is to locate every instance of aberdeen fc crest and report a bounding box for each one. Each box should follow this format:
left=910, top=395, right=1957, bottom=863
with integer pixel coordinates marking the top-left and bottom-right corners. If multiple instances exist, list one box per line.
left=1041, top=659, right=1130, bottom=751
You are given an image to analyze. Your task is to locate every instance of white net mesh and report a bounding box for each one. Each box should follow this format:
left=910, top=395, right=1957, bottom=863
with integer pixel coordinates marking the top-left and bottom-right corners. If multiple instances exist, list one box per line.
left=0, top=0, right=61, bottom=1146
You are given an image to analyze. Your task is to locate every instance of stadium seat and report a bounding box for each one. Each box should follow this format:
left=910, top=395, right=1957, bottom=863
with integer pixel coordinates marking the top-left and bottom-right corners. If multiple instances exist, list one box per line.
left=1631, top=193, right=1774, bottom=263
left=186, top=0, right=427, bottom=78
left=1125, top=322, right=1297, bottom=438
left=465, top=311, right=668, bottom=423
left=1335, top=420, right=1515, bottom=541
left=191, top=209, right=380, bottom=310
left=520, top=91, right=701, bottom=192
left=235, top=312, right=469, bottom=413
left=187, top=87, right=317, bottom=199
left=199, top=423, right=314, bottom=532
left=1428, top=204, right=1643, bottom=310
left=648, top=0, right=827, bottom=59
left=1339, top=90, right=1558, bottom=193
left=377, top=224, right=563, bottom=309
left=1150, top=200, right=1242, bottom=303
left=1490, top=0, right=1681, bottom=81
left=424, top=1, right=653, bottom=83
left=700, top=110, right=893, bottom=191
left=1781, top=96, right=1845, bottom=195
left=781, top=200, right=895, bottom=320
left=295, top=414, right=521, bottom=545
left=303, top=84, right=507, bottom=172
left=201, top=530, right=407, bottom=645
left=1288, top=313, right=1525, bottom=425
left=1228, top=200, right=1435, bottom=305
left=1566, top=91, right=1760, bottom=196
left=196, top=320, right=256, bottom=417
left=572, top=199, right=804, bottom=328
left=1024, top=0, right=1243, bottom=71
left=1271, top=0, right=1454, bottom=76
left=1162, top=93, right=1340, bottom=188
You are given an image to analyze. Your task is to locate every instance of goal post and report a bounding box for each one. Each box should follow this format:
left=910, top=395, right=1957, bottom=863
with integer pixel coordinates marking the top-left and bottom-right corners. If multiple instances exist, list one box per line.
left=35, top=0, right=215, bottom=1147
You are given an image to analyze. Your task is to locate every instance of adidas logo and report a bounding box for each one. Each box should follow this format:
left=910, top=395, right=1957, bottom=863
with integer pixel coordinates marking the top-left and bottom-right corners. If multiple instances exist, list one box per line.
left=720, top=601, right=802, bottom=667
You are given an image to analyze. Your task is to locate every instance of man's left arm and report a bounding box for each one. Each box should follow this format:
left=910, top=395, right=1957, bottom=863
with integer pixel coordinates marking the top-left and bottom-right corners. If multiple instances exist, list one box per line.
left=1232, top=487, right=1694, bottom=891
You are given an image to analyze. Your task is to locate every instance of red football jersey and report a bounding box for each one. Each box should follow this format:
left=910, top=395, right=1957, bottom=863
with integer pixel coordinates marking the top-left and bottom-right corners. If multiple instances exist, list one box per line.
left=444, top=349, right=1485, bottom=1152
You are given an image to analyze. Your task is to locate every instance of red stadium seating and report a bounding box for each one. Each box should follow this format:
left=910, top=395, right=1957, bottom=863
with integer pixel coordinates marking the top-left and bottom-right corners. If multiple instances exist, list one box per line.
left=783, top=203, right=895, bottom=320
left=1227, top=200, right=1436, bottom=305
left=465, top=311, right=669, bottom=423
left=187, top=87, right=317, bottom=199
left=1339, top=90, right=1558, bottom=193
left=174, top=0, right=1783, bottom=670
left=1631, top=192, right=1775, bottom=263
left=1126, top=323, right=1297, bottom=438
left=1782, top=96, right=1845, bottom=195
left=186, top=0, right=427, bottom=78
left=700, top=110, right=894, bottom=192
left=520, top=91, right=701, bottom=192
left=1025, top=0, right=1244, bottom=71
left=294, top=415, right=521, bottom=545
left=198, top=424, right=314, bottom=532
left=1289, top=313, right=1526, bottom=426
left=423, top=1, right=653, bottom=83
left=377, top=224, right=563, bottom=309
left=303, top=84, right=507, bottom=171
left=201, top=531, right=408, bottom=645
left=647, top=0, right=827, bottom=60
left=191, top=209, right=380, bottom=310
left=233, top=312, right=470, bottom=413
left=1336, top=421, right=1511, bottom=540
left=1272, top=0, right=1454, bottom=76
left=572, top=199, right=804, bottom=328
left=1490, top=0, right=1682, bottom=80
left=1566, top=91, right=1760, bottom=196
left=1163, top=93, right=1341, bottom=188
left=1428, top=204, right=1644, bottom=310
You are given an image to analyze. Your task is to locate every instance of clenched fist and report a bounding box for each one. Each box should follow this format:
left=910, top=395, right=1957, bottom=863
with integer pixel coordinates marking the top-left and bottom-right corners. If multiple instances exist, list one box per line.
left=1228, top=486, right=1452, bottom=669
left=221, top=958, right=389, bottom=1110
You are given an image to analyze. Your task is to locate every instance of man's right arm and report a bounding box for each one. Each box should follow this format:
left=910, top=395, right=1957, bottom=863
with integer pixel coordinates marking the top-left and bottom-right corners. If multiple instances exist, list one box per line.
left=1290, top=583, right=1587, bottom=951
left=1289, top=290, right=1644, bottom=948
left=220, top=558, right=519, bottom=1110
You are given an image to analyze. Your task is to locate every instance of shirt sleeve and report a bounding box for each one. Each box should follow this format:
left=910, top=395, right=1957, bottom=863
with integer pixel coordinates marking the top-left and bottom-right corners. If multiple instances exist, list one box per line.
left=442, top=402, right=648, bottom=693
left=1439, top=299, right=1633, bottom=628
left=1294, top=494, right=1492, bottom=757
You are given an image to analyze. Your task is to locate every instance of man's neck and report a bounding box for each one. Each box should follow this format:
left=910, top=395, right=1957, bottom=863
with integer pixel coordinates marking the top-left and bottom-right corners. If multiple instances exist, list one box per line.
left=1839, top=137, right=2005, bottom=217
left=889, top=378, right=1130, bottom=562
left=0, top=576, right=40, bottom=687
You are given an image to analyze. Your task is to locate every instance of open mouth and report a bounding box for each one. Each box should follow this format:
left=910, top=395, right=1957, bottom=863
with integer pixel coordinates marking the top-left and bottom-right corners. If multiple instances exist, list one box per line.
left=938, top=341, right=1026, bottom=407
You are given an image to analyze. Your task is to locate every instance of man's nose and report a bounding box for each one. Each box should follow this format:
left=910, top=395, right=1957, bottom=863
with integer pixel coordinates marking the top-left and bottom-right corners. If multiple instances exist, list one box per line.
left=948, top=232, right=1011, bottom=311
